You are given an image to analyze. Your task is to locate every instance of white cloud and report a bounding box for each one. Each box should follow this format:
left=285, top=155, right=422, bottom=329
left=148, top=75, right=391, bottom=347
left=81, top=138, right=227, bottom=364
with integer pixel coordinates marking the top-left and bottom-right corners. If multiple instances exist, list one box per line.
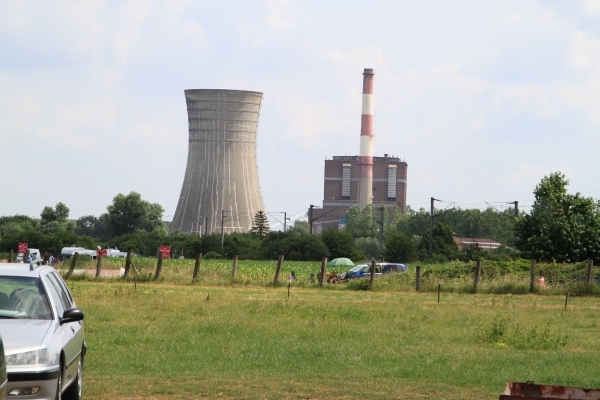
left=266, top=0, right=294, bottom=30
left=279, top=96, right=340, bottom=149
left=581, top=0, right=600, bottom=14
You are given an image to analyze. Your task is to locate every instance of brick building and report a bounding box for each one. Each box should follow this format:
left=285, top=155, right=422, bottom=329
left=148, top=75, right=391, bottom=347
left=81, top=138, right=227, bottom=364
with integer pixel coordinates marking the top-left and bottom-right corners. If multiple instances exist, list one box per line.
left=310, top=154, right=408, bottom=233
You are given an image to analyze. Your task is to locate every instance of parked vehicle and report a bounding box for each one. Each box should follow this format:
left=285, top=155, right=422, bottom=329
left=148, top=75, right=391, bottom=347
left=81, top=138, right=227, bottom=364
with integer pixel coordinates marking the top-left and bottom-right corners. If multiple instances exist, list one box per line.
left=105, top=248, right=128, bottom=258
left=16, top=248, right=42, bottom=262
left=0, top=259, right=86, bottom=399
left=340, top=262, right=407, bottom=281
left=0, top=333, right=7, bottom=398
left=61, top=246, right=128, bottom=259
left=60, top=247, right=96, bottom=258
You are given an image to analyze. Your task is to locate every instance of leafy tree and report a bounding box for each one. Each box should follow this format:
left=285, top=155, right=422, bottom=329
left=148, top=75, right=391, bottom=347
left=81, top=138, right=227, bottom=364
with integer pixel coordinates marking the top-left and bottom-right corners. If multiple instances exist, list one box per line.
left=397, top=206, right=517, bottom=247
left=287, top=220, right=309, bottom=234
left=223, top=232, right=260, bottom=259
left=0, top=222, right=24, bottom=237
left=417, top=222, right=460, bottom=261
left=39, top=203, right=73, bottom=234
left=250, top=211, right=270, bottom=238
left=384, top=232, right=417, bottom=263
left=344, top=205, right=378, bottom=238
left=260, top=232, right=329, bottom=261
left=106, top=192, right=164, bottom=237
left=344, top=204, right=403, bottom=240
left=320, top=228, right=364, bottom=260
left=75, top=215, right=96, bottom=237
left=355, top=237, right=380, bottom=260
left=514, top=172, right=600, bottom=263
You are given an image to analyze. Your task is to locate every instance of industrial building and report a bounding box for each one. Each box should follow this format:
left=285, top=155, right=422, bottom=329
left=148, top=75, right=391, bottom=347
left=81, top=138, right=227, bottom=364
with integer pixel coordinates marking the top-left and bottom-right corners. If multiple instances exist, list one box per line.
left=170, top=89, right=265, bottom=235
left=310, top=68, right=408, bottom=232
left=310, top=155, right=408, bottom=232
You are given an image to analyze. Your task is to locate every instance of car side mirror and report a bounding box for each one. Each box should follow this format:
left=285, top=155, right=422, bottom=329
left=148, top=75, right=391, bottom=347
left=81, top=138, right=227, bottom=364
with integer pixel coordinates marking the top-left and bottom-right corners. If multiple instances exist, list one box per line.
left=60, top=308, right=84, bottom=325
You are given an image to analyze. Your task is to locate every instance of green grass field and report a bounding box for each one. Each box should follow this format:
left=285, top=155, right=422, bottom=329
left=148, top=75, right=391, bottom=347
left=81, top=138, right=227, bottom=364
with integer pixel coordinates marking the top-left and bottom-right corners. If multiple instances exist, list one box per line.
left=71, top=279, right=600, bottom=399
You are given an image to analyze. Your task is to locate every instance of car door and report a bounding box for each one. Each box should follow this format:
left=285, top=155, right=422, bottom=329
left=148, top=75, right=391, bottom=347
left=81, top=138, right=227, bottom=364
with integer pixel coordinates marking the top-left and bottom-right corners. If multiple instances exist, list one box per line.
left=50, top=272, right=84, bottom=363
left=44, top=273, right=82, bottom=387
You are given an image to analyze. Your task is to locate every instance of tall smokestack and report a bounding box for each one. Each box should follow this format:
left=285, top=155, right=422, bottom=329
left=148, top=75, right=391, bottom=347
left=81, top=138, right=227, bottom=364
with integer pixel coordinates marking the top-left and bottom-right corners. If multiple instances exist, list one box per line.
left=358, top=68, right=374, bottom=208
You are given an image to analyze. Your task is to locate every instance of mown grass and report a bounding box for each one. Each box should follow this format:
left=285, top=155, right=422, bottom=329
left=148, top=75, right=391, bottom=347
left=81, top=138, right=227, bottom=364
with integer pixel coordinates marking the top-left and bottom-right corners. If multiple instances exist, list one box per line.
left=70, top=280, right=600, bottom=399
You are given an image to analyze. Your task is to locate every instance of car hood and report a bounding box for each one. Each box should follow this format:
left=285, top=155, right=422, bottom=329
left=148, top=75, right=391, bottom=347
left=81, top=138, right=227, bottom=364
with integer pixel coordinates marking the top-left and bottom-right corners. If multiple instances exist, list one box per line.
left=0, top=319, right=52, bottom=354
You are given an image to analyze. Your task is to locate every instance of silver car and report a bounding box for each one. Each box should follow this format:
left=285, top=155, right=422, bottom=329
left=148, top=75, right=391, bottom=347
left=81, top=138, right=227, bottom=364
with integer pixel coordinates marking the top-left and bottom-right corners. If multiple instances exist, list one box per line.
left=0, top=260, right=85, bottom=399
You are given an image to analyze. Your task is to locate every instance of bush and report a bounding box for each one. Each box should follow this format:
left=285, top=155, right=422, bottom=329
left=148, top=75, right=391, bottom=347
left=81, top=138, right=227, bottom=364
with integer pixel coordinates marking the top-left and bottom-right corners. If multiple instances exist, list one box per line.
left=346, top=278, right=372, bottom=291
left=384, top=232, right=417, bottom=263
left=260, top=232, right=329, bottom=261
left=204, top=251, right=222, bottom=259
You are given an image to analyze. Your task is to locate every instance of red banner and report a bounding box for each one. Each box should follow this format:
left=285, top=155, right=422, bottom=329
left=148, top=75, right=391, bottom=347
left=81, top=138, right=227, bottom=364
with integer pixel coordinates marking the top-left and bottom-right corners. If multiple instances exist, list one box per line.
left=159, top=246, right=171, bottom=259
left=96, top=249, right=108, bottom=258
left=18, top=242, right=28, bottom=253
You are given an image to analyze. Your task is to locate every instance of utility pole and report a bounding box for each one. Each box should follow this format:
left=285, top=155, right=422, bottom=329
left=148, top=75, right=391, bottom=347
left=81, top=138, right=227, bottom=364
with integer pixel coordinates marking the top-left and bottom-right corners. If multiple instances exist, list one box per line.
left=221, top=210, right=226, bottom=249
left=283, top=212, right=291, bottom=232
left=378, top=205, right=385, bottom=258
left=513, top=201, right=518, bottom=218
left=429, top=197, right=435, bottom=258
left=309, top=205, right=314, bottom=235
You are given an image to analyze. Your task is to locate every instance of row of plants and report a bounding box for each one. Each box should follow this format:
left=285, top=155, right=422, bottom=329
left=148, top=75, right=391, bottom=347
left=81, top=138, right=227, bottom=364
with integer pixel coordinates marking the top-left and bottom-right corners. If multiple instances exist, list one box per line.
left=57, top=257, right=600, bottom=296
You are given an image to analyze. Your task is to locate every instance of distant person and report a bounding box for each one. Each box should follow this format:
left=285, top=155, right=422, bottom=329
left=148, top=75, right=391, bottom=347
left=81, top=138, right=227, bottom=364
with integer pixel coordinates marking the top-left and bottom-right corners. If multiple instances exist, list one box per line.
left=49, top=255, right=54, bottom=266
left=27, top=255, right=32, bottom=263
left=537, top=273, right=546, bottom=288
left=288, top=271, right=296, bottom=281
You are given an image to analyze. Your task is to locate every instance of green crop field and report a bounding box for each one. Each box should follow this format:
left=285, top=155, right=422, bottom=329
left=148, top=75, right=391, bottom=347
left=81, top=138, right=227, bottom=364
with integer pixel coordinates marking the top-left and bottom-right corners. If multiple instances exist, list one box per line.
left=61, top=257, right=600, bottom=297
left=70, top=279, right=600, bottom=399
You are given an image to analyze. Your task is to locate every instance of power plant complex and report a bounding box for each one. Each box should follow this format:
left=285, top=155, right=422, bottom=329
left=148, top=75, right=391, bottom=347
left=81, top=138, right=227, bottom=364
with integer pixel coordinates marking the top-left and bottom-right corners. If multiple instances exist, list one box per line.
left=170, top=89, right=265, bottom=235
left=311, top=68, right=408, bottom=232
left=170, top=69, right=406, bottom=235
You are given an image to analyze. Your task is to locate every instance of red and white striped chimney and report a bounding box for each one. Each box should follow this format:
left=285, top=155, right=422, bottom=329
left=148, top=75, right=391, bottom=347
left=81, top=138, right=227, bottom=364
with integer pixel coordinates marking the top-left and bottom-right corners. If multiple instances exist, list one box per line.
left=358, top=68, right=374, bottom=208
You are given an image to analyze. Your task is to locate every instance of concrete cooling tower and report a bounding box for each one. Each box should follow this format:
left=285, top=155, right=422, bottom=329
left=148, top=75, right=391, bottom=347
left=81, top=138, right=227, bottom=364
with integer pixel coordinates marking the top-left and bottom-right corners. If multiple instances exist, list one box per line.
left=170, top=89, right=265, bottom=235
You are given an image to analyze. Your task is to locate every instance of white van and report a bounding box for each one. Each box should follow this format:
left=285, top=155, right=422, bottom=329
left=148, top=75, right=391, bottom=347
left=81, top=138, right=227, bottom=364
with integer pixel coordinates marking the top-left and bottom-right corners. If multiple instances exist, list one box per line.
left=16, top=248, right=42, bottom=262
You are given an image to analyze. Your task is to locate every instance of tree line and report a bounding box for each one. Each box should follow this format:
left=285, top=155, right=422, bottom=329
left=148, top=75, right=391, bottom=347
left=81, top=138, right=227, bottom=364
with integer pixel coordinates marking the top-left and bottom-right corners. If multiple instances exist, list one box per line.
left=1, top=172, right=598, bottom=264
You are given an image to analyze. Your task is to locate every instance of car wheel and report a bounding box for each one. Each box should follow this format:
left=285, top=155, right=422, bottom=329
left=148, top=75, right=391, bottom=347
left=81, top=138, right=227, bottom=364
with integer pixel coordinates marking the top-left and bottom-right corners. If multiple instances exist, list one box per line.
left=62, top=359, right=82, bottom=400
left=55, top=364, right=62, bottom=400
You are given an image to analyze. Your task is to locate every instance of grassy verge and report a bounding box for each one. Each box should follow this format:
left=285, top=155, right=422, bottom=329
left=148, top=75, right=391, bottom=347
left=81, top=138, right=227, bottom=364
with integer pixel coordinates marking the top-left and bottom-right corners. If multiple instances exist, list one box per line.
left=73, top=281, right=600, bottom=399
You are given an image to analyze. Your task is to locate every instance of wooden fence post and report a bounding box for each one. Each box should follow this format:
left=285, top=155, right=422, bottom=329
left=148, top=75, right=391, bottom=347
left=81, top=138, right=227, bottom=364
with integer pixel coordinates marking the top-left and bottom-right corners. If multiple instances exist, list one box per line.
left=124, top=251, right=132, bottom=278
left=274, top=255, right=284, bottom=284
left=530, top=259, right=536, bottom=292
left=9, top=250, right=13, bottom=263
left=369, top=259, right=376, bottom=288
left=193, top=253, right=202, bottom=280
left=587, top=259, right=593, bottom=286
left=319, top=257, right=327, bottom=286
left=95, top=253, right=103, bottom=278
left=416, top=266, right=421, bottom=292
left=473, top=260, right=482, bottom=292
left=232, top=256, right=238, bottom=280
left=67, top=252, right=79, bottom=278
left=155, top=251, right=163, bottom=280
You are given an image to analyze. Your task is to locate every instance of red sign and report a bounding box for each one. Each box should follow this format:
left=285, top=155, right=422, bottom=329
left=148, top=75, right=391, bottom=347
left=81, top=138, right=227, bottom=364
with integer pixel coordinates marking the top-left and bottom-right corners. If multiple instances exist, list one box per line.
left=18, top=242, right=28, bottom=253
left=159, top=246, right=171, bottom=259
left=96, top=249, right=108, bottom=258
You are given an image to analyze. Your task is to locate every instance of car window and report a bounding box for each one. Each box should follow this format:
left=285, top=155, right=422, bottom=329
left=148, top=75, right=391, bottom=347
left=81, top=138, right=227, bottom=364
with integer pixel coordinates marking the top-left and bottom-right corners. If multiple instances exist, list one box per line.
left=46, top=273, right=71, bottom=311
left=0, top=276, right=52, bottom=320
left=349, top=265, right=365, bottom=273
left=42, top=275, right=66, bottom=318
left=49, top=272, right=74, bottom=308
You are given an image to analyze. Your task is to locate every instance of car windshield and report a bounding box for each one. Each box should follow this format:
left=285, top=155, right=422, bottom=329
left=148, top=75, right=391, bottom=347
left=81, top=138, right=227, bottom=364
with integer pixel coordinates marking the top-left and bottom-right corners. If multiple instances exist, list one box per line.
left=348, top=265, right=367, bottom=273
left=0, top=276, right=52, bottom=320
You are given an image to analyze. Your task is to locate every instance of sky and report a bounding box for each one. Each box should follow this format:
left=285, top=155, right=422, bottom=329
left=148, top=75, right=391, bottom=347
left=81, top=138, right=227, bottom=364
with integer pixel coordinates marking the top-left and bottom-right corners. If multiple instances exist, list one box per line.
left=1, top=0, right=599, bottom=227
